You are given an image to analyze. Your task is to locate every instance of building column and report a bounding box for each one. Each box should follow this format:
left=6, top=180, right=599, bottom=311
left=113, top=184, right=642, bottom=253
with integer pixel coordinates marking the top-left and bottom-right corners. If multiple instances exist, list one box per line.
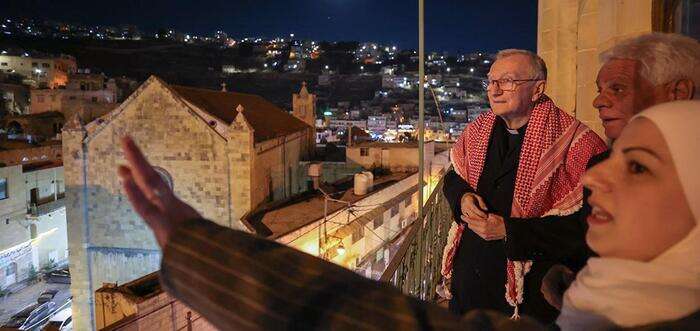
left=61, top=116, right=95, bottom=331
left=227, top=105, right=255, bottom=231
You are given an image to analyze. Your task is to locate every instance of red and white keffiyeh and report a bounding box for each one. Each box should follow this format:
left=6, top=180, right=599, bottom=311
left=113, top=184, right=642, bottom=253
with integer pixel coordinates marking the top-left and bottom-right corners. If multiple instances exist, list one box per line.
left=441, top=95, right=606, bottom=318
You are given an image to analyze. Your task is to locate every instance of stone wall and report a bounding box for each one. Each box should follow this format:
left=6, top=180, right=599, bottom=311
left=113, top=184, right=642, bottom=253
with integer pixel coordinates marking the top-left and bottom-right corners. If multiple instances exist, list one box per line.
left=24, top=166, right=64, bottom=204
left=95, top=278, right=216, bottom=331
left=251, top=132, right=306, bottom=206
left=64, top=79, right=235, bottom=330
left=538, top=0, right=653, bottom=138
left=0, top=165, right=31, bottom=289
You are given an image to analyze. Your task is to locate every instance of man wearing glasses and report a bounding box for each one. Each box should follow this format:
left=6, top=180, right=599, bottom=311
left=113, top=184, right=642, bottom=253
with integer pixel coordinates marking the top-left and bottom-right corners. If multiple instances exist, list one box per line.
left=441, top=49, right=606, bottom=323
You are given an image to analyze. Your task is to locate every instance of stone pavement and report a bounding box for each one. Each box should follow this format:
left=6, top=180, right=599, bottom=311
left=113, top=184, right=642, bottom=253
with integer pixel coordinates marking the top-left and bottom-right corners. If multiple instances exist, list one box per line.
left=0, top=280, right=71, bottom=325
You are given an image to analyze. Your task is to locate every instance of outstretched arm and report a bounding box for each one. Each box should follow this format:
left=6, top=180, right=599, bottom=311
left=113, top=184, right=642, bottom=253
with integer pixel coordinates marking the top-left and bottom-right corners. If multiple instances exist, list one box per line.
left=118, top=137, right=542, bottom=331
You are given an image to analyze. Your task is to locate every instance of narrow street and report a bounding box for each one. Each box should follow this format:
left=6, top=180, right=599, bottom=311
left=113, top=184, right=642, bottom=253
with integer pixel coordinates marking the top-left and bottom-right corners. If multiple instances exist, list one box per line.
left=0, top=280, right=71, bottom=326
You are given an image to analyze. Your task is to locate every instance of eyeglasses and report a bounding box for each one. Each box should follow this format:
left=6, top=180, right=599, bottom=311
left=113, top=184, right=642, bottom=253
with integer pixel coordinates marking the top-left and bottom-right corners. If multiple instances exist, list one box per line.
left=486, top=78, right=541, bottom=91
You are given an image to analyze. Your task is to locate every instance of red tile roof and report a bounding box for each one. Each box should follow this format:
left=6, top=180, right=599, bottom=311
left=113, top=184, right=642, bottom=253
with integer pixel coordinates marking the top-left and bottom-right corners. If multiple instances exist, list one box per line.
left=169, top=85, right=311, bottom=143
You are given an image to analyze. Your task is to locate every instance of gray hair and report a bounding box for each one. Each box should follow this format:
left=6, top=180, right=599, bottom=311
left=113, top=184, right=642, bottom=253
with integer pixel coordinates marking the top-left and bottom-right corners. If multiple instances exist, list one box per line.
left=600, top=33, right=700, bottom=99
left=495, top=49, right=548, bottom=80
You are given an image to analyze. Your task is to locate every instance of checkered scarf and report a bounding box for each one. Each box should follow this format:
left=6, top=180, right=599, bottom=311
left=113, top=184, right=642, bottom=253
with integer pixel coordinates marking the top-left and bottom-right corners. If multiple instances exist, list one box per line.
left=442, top=95, right=606, bottom=318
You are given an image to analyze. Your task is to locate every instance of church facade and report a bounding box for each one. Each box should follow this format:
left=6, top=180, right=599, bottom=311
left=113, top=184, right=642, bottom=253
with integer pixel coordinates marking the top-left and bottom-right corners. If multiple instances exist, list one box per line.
left=62, top=76, right=315, bottom=330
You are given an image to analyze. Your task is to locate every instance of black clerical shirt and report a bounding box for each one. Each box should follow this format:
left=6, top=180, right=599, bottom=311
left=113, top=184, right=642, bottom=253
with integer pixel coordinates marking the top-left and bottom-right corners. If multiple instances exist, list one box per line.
left=446, top=117, right=560, bottom=323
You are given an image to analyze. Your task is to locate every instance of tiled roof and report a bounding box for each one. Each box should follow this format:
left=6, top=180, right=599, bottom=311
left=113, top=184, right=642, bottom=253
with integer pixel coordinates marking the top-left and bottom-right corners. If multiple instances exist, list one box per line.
left=170, top=85, right=311, bottom=143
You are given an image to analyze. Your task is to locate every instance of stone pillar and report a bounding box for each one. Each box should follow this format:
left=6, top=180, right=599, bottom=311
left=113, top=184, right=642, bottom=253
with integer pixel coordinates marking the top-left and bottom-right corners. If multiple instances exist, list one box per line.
left=538, top=0, right=653, bottom=138
left=292, top=82, right=316, bottom=158
left=61, top=116, right=94, bottom=331
left=227, top=105, right=254, bottom=231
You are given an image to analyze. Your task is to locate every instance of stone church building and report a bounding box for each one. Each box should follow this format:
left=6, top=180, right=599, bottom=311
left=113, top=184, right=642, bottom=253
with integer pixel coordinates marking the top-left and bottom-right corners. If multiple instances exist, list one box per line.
left=62, top=76, right=316, bottom=330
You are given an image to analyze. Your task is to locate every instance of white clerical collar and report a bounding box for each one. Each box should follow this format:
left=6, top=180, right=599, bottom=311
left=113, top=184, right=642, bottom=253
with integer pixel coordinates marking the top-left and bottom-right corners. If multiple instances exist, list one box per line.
left=506, top=127, right=519, bottom=135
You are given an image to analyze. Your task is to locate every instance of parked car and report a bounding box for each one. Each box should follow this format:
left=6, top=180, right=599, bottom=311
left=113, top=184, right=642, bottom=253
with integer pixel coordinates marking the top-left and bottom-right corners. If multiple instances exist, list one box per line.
left=1, top=302, right=56, bottom=330
left=45, top=268, right=70, bottom=284
left=42, top=305, right=72, bottom=331
left=37, top=289, right=59, bottom=304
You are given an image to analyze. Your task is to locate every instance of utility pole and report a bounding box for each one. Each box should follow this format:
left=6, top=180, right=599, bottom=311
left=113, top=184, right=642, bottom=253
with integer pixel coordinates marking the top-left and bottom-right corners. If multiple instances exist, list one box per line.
left=418, top=0, right=425, bottom=220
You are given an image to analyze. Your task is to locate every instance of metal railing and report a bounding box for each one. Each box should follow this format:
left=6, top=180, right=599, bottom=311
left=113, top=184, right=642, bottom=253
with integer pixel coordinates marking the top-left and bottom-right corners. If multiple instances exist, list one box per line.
left=380, top=173, right=453, bottom=301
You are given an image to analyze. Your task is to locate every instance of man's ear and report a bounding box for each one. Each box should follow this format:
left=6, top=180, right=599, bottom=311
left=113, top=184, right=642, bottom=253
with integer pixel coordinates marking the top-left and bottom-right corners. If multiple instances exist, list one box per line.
left=531, top=80, right=546, bottom=102
left=668, top=78, right=695, bottom=100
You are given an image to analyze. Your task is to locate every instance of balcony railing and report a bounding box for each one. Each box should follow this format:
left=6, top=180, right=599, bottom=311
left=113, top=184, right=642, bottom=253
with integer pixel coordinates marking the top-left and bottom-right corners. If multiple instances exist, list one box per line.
left=380, top=172, right=453, bottom=301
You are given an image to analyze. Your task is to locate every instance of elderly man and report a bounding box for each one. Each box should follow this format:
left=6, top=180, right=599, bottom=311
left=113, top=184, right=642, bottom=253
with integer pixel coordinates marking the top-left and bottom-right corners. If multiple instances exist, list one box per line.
left=540, top=32, right=700, bottom=309
left=439, top=49, right=607, bottom=323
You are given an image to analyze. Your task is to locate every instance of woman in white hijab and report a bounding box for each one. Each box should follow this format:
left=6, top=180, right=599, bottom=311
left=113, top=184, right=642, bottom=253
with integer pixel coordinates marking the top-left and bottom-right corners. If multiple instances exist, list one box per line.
left=556, top=100, right=700, bottom=330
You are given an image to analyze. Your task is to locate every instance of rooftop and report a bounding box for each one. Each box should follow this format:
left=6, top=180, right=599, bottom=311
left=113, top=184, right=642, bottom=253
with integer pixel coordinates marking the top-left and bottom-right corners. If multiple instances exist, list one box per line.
left=350, top=141, right=433, bottom=149
left=169, top=84, right=311, bottom=143
left=22, top=160, right=63, bottom=172
left=244, top=171, right=414, bottom=239
left=95, top=272, right=162, bottom=303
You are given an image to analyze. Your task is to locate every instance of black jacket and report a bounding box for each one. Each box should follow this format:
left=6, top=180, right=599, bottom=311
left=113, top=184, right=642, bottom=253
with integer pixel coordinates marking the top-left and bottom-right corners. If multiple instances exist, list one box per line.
left=443, top=136, right=609, bottom=323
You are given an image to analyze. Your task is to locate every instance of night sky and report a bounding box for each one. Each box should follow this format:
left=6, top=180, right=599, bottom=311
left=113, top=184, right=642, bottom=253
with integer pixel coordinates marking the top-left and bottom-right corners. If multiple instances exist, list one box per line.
left=2, top=0, right=538, bottom=53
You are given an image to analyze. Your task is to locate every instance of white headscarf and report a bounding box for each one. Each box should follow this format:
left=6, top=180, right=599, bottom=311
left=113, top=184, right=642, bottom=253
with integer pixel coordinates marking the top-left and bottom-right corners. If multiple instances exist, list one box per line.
left=557, top=100, right=700, bottom=330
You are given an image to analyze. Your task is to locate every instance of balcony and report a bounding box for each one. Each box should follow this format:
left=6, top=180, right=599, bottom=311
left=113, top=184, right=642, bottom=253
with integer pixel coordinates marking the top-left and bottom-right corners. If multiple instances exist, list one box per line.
left=380, top=172, right=453, bottom=302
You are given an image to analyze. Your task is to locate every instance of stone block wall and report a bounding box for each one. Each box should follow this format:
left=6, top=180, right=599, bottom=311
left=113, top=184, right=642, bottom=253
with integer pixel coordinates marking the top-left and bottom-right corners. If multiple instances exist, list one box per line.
left=95, top=281, right=216, bottom=331
left=538, top=0, right=653, bottom=138
left=65, top=79, right=237, bottom=330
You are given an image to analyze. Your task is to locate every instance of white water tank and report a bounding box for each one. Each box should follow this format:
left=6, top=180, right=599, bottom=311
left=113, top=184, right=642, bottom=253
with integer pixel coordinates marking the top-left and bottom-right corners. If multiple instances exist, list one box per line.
left=308, top=163, right=323, bottom=190
left=354, top=173, right=370, bottom=196
left=308, top=163, right=323, bottom=177
left=361, top=171, right=374, bottom=190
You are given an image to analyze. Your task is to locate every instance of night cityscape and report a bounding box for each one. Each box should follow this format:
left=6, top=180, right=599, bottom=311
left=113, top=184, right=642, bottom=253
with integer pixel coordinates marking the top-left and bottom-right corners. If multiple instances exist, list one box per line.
left=0, top=0, right=698, bottom=330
